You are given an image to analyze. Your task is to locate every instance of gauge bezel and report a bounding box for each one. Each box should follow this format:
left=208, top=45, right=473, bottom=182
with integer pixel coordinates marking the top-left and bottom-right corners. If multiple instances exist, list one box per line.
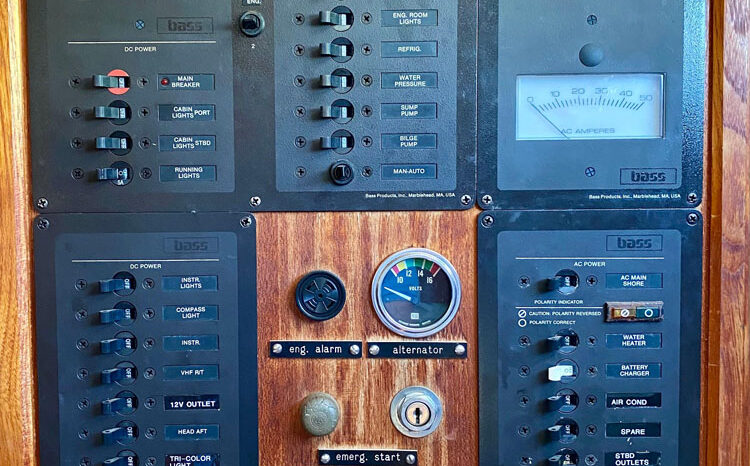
left=371, top=248, right=462, bottom=338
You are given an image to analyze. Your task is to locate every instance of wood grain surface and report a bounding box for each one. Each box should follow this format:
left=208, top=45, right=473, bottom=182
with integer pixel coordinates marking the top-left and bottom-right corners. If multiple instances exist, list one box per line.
left=255, top=211, right=479, bottom=465
left=0, top=0, right=37, bottom=465
left=0, top=0, right=748, bottom=464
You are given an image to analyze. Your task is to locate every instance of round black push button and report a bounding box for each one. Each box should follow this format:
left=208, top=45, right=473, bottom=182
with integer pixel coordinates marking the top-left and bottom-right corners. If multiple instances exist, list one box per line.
left=240, top=11, right=265, bottom=37
left=329, top=161, right=354, bottom=185
left=295, top=271, right=346, bottom=321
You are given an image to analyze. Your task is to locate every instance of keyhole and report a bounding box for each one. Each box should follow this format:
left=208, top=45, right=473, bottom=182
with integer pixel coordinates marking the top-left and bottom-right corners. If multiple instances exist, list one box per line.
left=414, top=407, right=423, bottom=424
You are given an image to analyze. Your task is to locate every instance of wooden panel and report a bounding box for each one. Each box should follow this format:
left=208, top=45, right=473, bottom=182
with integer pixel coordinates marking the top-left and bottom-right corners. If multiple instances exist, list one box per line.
left=705, top=0, right=750, bottom=463
left=0, top=0, right=37, bottom=465
left=256, top=211, right=478, bottom=465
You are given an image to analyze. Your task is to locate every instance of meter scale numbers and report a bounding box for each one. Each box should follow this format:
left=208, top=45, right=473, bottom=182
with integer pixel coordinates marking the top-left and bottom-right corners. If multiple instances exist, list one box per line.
left=516, top=73, right=665, bottom=141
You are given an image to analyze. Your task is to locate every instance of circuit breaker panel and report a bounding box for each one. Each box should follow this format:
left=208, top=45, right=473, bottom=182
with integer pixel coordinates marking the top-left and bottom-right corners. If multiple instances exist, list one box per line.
left=28, top=0, right=476, bottom=212
left=478, top=210, right=702, bottom=466
left=34, top=213, right=258, bottom=466
left=477, top=0, right=705, bottom=209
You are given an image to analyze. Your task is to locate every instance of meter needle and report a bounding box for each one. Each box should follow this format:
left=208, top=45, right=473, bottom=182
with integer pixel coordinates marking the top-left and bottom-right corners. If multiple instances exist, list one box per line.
left=384, top=286, right=414, bottom=303
left=529, top=101, right=569, bottom=139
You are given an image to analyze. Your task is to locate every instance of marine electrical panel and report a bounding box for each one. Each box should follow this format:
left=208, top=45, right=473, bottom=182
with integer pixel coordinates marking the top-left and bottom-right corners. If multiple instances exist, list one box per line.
left=478, top=210, right=702, bottom=466
left=34, top=213, right=258, bottom=466
left=28, top=0, right=476, bottom=212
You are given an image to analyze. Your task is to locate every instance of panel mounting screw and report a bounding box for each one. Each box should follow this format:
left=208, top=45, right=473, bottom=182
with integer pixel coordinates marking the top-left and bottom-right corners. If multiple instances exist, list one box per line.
left=518, top=365, right=530, bottom=376
left=586, top=275, right=598, bottom=286
left=139, top=137, right=152, bottom=149
left=519, top=395, right=530, bottom=407
left=144, top=308, right=155, bottom=320
left=272, top=343, right=283, bottom=354
left=294, top=106, right=306, bottom=117
left=139, top=107, right=150, bottom=117
left=143, top=278, right=155, bottom=289
left=362, top=12, right=372, bottom=24
left=295, top=136, right=307, bottom=148
left=78, top=428, right=89, bottom=439
left=295, top=166, right=307, bottom=178
left=36, top=218, right=50, bottom=230
left=518, top=335, right=531, bottom=347
left=145, top=397, right=156, bottom=409
left=481, top=215, right=495, bottom=228
left=406, top=454, right=416, bottom=465
left=454, top=344, right=466, bottom=356
left=144, top=367, right=155, bottom=379
left=362, top=166, right=373, bottom=177
left=461, top=194, right=472, bottom=205
left=585, top=166, right=596, bottom=177
left=138, top=76, right=149, bottom=87
left=361, top=136, right=373, bottom=147
left=481, top=194, right=493, bottom=205
left=75, top=279, right=87, bottom=290
left=369, top=344, right=380, bottom=356
left=293, top=13, right=305, bottom=25
left=349, top=344, right=361, bottom=356
left=145, top=427, right=157, bottom=439
left=587, top=366, right=598, bottom=376
left=72, top=168, right=85, bottom=180
left=587, top=14, right=598, bottom=25
left=687, top=192, right=698, bottom=203
left=586, top=425, right=597, bottom=436
left=361, top=75, right=373, bottom=86
left=140, top=168, right=152, bottom=179
left=518, top=276, right=530, bottom=288
left=146, top=458, right=156, bottom=466
left=521, top=457, right=533, bottom=465
left=240, top=216, right=253, bottom=228
left=70, top=107, right=82, bottom=119
left=69, top=76, right=81, bottom=88
left=294, top=44, right=305, bottom=56
left=250, top=197, right=262, bottom=207
left=361, top=105, right=373, bottom=117
left=70, top=137, right=83, bottom=149
left=586, top=394, right=598, bottom=406
left=294, top=75, right=306, bottom=87
left=517, top=425, right=530, bottom=437
left=76, top=338, right=89, bottom=350
left=77, top=398, right=90, bottom=410
left=75, top=308, right=88, bottom=320
left=79, top=457, right=91, bottom=466
left=320, top=454, right=331, bottom=464
left=687, top=212, right=700, bottom=225
left=77, top=368, right=89, bottom=380
left=587, top=336, right=597, bottom=346
left=135, top=19, right=145, bottom=30
left=585, top=454, right=598, bottom=465
left=361, top=44, right=373, bottom=55
left=37, top=197, right=49, bottom=209
left=143, top=337, right=155, bottom=349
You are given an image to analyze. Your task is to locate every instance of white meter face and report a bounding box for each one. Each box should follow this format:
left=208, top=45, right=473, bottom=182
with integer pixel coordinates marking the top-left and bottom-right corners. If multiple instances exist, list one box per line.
left=516, top=74, right=664, bottom=141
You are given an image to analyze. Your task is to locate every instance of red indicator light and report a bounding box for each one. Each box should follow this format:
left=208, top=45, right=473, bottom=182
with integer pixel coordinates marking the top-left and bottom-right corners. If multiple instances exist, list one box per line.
left=161, top=78, right=169, bottom=86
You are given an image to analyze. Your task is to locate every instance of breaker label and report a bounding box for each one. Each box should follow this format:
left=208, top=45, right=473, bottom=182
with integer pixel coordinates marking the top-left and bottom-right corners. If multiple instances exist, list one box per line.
left=166, top=453, right=219, bottom=466
left=605, top=333, right=662, bottom=349
left=163, top=365, right=219, bottom=381
left=164, top=424, right=219, bottom=441
left=159, top=104, right=215, bottom=121
left=163, top=334, right=219, bottom=351
left=605, top=451, right=661, bottom=465
left=606, top=273, right=663, bottom=289
left=382, top=9, right=438, bottom=27
left=381, top=103, right=437, bottom=119
left=381, top=72, right=438, bottom=89
left=163, top=305, right=218, bottom=321
left=606, top=393, right=662, bottom=408
left=159, top=74, right=214, bottom=90
left=606, top=423, right=661, bottom=438
left=165, top=394, right=220, bottom=411
left=606, top=363, right=662, bottom=378
left=160, top=165, right=217, bottom=182
left=162, top=275, right=218, bottom=291
left=159, top=135, right=215, bottom=152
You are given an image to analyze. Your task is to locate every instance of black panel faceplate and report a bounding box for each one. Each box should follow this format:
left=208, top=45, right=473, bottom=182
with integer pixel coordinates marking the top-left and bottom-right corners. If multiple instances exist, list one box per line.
left=477, top=0, right=705, bottom=210
left=34, top=213, right=258, bottom=465
left=28, top=0, right=476, bottom=212
left=478, top=210, right=702, bottom=466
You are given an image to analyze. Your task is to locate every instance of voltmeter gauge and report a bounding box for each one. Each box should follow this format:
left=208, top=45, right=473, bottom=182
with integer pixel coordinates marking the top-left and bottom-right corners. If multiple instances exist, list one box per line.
left=371, top=248, right=461, bottom=338
left=516, top=73, right=664, bottom=141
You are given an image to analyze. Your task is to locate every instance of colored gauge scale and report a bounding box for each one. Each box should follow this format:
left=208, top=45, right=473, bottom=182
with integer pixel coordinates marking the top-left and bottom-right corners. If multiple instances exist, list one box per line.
left=372, top=248, right=461, bottom=338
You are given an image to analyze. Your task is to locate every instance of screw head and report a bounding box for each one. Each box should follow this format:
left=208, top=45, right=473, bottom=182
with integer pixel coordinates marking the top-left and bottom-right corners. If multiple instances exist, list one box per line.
left=517, top=425, right=530, bottom=436
left=145, top=427, right=157, bottom=439
left=69, top=76, right=81, bottom=87
left=406, top=454, right=416, bottom=465
left=294, top=44, right=305, bottom=56
left=240, top=216, right=253, bottom=228
left=139, top=107, right=150, bottom=117
left=585, top=166, right=596, bottom=177
left=79, top=457, right=91, bottom=466
left=70, top=137, right=83, bottom=149
left=143, top=278, right=155, bottom=289
left=349, top=344, right=361, bottom=356
left=587, top=14, right=598, bottom=25
left=77, top=398, right=90, bottom=410
left=519, top=335, right=531, bottom=347
left=143, top=337, right=155, bottom=349
left=482, top=194, right=493, bottom=205
left=361, top=136, right=373, bottom=147
left=138, top=76, right=149, bottom=87
left=76, top=339, right=89, bottom=350
left=294, top=75, right=306, bottom=87
left=587, top=336, right=597, bottom=346
left=361, top=44, right=372, bottom=55
left=585, top=454, right=598, bottom=466
left=369, top=344, right=380, bottom=356
left=586, top=424, right=598, bottom=436
left=295, top=166, right=307, bottom=178
left=461, top=194, right=472, bottom=205
left=250, top=196, right=262, bottom=207
left=521, top=457, right=533, bottom=465
left=687, top=212, right=700, bottom=225
left=144, top=367, right=155, bottom=379
left=294, top=106, right=306, bottom=117
left=75, top=279, right=87, bottom=290
left=519, top=365, right=530, bottom=376
left=454, top=344, right=466, bottom=356
left=140, top=167, right=153, bottom=179
left=139, top=137, right=152, bottom=149
left=145, top=397, right=156, bottom=408
left=362, top=166, right=373, bottom=177
left=481, top=215, right=495, bottom=228
left=587, top=366, right=598, bottom=376
left=362, top=13, right=373, bottom=24
left=37, top=218, right=50, bottom=230
left=272, top=343, right=283, bottom=354
left=135, top=19, right=145, bottom=30
left=518, top=276, right=531, bottom=288
left=144, top=308, right=155, bottom=320
left=37, top=197, right=49, bottom=209
left=586, top=275, right=598, bottom=286
left=361, top=75, right=373, bottom=86
left=519, top=395, right=530, bottom=407
left=146, top=458, right=156, bottom=466
left=320, top=454, right=331, bottom=464
left=586, top=394, right=598, bottom=406
left=77, top=368, right=89, bottom=380
left=75, top=308, right=88, bottom=321
left=78, top=428, right=89, bottom=439
left=71, top=168, right=85, bottom=180
left=361, top=105, right=373, bottom=117
left=293, top=13, right=305, bottom=25
left=295, top=136, right=307, bottom=148
left=70, top=107, right=82, bottom=119
left=687, top=192, right=698, bottom=203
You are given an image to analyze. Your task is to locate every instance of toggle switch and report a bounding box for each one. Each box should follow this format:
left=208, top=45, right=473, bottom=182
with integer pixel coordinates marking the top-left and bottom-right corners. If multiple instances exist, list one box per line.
left=99, top=278, right=133, bottom=293
left=96, top=163, right=133, bottom=186
left=321, top=104, right=351, bottom=120
left=93, top=74, right=130, bottom=89
left=320, top=7, right=353, bottom=29
left=547, top=329, right=579, bottom=353
left=103, top=454, right=138, bottom=466
left=99, top=307, right=135, bottom=324
left=548, top=360, right=578, bottom=383
left=100, top=338, right=127, bottom=354
left=547, top=419, right=579, bottom=443
left=101, top=364, right=137, bottom=385
left=102, top=422, right=137, bottom=445
left=320, top=38, right=354, bottom=62
left=546, top=390, right=579, bottom=413
left=321, top=130, right=354, bottom=153
left=548, top=449, right=579, bottom=465
left=301, top=392, right=340, bottom=436
left=320, top=69, right=354, bottom=92
left=94, top=105, right=129, bottom=121
left=102, top=391, right=137, bottom=415
left=96, top=136, right=130, bottom=150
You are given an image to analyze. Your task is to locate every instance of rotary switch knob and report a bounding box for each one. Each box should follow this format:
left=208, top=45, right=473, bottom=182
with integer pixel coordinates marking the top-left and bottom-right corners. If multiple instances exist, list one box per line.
left=301, top=392, right=340, bottom=436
